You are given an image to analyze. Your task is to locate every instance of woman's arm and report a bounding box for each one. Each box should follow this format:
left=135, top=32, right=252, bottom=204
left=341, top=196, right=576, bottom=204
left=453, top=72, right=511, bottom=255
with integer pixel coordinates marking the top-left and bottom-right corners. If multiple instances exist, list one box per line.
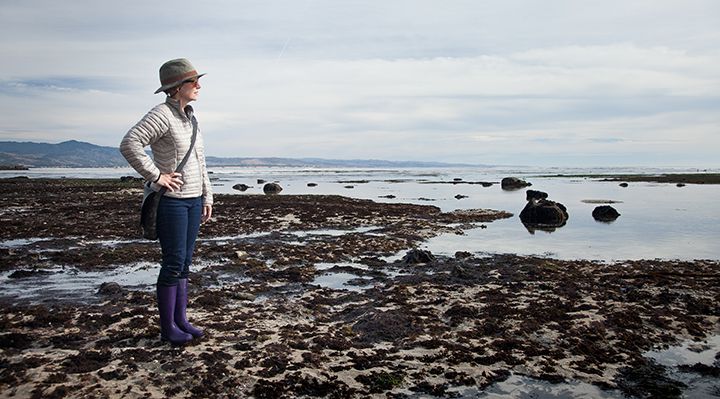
left=119, top=108, right=169, bottom=183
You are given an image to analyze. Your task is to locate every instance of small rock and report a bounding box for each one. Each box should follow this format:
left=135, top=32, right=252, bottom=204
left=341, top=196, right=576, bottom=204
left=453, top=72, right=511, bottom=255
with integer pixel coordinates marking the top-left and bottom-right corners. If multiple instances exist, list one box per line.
left=235, top=250, right=248, bottom=259
left=592, top=205, right=621, bottom=222
left=257, top=179, right=266, bottom=184
left=232, top=183, right=251, bottom=192
left=378, top=195, right=396, bottom=199
left=8, top=269, right=51, bottom=279
left=97, top=282, right=124, bottom=296
left=501, top=177, right=532, bottom=190
left=453, top=178, right=463, bottom=181
left=263, top=183, right=283, bottom=194
left=526, top=190, right=548, bottom=201
left=480, top=182, right=494, bottom=187
left=401, top=249, right=436, bottom=264
left=307, top=183, right=318, bottom=187
left=454, top=194, right=468, bottom=200
left=344, top=185, right=354, bottom=189
left=676, top=183, right=686, bottom=187
left=619, top=182, right=629, bottom=187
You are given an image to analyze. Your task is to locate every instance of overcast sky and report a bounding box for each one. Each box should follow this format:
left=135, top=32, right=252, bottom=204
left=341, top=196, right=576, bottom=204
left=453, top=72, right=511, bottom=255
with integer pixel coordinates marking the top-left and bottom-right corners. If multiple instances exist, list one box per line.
left=1, top=0, right=718, bottom=166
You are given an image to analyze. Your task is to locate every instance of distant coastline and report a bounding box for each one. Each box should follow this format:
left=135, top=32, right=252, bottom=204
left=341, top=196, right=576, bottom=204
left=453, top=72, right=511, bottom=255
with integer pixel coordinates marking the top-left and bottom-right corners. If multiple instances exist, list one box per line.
left=0, top=140, right=476, bottom=169
left=535, top=173, right=720, bottom=184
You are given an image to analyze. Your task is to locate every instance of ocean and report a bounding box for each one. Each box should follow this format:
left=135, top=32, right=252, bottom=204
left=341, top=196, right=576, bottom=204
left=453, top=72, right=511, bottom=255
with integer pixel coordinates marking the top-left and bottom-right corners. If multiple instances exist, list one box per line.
left=3, top=165, right=718, bottom=261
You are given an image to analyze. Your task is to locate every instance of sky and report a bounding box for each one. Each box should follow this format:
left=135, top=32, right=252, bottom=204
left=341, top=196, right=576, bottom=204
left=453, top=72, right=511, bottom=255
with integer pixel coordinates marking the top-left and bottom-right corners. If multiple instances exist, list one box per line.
left=1, top=0, right=719, bottom=167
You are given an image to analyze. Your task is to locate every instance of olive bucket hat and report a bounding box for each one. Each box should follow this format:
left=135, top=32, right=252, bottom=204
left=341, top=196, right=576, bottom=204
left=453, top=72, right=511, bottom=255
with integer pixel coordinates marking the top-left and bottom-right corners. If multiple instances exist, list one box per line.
left=154, top=58, right=206, bottom=94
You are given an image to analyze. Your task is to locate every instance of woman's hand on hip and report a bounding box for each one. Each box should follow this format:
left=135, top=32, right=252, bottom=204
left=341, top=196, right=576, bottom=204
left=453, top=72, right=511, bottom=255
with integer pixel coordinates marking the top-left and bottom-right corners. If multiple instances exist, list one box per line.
left=202, top=204, right=213, bottom=224
left=157, top=172, right=184, bottom=192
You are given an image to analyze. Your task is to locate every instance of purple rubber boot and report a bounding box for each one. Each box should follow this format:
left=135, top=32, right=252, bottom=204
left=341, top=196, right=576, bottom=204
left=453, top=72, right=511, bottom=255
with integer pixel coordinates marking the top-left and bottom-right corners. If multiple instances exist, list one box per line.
left=157, top=284, right=193, bottom=345
left=174, top=278, right=204, bottom=338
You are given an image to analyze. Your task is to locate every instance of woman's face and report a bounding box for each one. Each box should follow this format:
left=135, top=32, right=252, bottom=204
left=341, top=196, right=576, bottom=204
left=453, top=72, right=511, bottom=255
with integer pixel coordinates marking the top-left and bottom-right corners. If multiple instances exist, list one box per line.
left=175, top=77, right=201, bottom=103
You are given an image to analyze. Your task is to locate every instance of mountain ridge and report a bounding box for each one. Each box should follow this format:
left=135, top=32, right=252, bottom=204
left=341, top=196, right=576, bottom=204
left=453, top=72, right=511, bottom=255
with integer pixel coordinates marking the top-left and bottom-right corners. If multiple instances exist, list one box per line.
left=0, top=140, right=477, bottom=168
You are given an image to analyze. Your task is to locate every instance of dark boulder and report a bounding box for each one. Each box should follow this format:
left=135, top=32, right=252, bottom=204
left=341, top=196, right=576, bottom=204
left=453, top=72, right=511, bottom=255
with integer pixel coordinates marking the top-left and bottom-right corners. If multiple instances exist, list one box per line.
left=401, top=249, right=436, bottom=264
left=257, top=179, right=266, bottom=184
left=592, top=205, right=621, bottom=222
left=307, top=183, right=318, bottom=187
left=519, top=199, right=568, bottom=230
left=619, top=182, right=629, bottom=187
left=232, top=183, right=251, bottom=192
left=526, top=190, right=548, bottom=201
left=501, top=177, right=532, bottom=190
left=263, top=183, right=283, bottom=194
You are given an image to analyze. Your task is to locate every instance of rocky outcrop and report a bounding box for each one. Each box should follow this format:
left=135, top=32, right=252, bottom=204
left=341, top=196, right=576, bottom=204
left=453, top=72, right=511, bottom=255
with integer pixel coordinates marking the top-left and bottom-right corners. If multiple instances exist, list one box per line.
left=501, top=177, right=532, bottom=190
left=519, top=190, right=568, bottom=232
left=592, top=205, right=621, bottom=222
left=263, top=183, right=283, bottom=194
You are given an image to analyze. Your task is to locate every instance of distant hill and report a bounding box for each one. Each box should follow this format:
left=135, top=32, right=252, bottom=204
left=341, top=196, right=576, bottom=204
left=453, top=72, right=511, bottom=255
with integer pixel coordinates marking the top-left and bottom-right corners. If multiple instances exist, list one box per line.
left=0, top=140, right=127, bottom=167
left=0, top=140, right=473, bottom=168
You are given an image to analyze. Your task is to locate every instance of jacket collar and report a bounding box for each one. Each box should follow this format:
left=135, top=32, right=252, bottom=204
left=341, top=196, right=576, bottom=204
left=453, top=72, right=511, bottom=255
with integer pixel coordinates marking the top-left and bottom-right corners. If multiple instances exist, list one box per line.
left=165, top=97, right=194, bottom=120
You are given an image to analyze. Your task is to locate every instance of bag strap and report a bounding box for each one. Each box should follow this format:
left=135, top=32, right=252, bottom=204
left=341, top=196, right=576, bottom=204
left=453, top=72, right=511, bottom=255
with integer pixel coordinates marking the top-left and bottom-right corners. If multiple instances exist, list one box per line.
left=157, top=113, right=198, bottom=195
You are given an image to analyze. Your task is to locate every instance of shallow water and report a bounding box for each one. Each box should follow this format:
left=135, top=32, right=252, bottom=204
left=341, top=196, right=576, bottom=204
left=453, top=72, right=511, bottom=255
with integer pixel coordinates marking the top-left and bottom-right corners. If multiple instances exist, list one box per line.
left=3, top=166, right=719, bottom=261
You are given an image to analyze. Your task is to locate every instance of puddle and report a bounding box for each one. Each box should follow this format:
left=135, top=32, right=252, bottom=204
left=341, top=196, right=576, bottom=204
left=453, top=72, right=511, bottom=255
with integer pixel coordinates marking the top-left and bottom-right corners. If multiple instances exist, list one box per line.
left=291, top=226, right=380, bottom=238
left=0, top=260, right=222, bottom=303
left=0, top=237, right=55, bottom=248
left=470, top=374, right=622, bottom=398
left=0, top=262, right=157, bottom=303
left=311, top=271, right=374, bottom=292
left=645, top=335, right=720, bottom=367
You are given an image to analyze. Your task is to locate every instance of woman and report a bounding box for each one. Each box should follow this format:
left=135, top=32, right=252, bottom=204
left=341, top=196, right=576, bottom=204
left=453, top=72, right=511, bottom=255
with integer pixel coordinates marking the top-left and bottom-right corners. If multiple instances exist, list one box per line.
left=120, top=58, right=213, bottom=345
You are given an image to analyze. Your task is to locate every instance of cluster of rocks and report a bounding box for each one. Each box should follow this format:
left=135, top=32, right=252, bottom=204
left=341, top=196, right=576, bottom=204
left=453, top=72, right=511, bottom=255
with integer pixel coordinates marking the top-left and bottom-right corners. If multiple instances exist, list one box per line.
left=517, top=188, right=621, bottom=232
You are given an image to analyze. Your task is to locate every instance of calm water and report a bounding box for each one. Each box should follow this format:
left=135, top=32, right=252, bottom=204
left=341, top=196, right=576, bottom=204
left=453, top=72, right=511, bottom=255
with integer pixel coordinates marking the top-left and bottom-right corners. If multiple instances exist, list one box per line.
left=3, top=165, right=719, bottom=261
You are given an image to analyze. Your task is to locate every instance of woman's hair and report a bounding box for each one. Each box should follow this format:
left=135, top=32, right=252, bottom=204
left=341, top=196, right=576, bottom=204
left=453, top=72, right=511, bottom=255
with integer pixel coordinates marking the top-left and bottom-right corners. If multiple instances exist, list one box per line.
left=164, top=86, right=180, bottom=97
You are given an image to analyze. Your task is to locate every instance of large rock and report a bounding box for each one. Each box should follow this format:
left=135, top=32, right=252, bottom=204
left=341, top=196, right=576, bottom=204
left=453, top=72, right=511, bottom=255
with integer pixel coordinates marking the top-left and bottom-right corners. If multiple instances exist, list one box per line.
left=263, top=182, right=283, bottom=194
left=519, top=198, right=568, bottom=230
left=501, top=177, right=532, bottom=190
left=592, top=205, right=621, bottom=222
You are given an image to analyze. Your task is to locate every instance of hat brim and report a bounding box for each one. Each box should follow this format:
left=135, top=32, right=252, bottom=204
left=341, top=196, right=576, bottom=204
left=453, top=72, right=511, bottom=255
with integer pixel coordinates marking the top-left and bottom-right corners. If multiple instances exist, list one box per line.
left=154, top=73, right=206, bottom=94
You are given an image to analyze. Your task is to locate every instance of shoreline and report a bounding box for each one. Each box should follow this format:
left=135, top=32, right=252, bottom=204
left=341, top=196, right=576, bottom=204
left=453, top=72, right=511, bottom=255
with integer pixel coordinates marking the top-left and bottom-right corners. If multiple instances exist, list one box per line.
left=1, top=178, right=719, bottom=398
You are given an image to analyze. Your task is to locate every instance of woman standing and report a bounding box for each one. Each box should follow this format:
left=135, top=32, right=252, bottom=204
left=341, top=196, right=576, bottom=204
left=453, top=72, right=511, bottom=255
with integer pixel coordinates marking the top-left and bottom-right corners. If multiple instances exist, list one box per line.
left=120, top=58, right=213, bottom=345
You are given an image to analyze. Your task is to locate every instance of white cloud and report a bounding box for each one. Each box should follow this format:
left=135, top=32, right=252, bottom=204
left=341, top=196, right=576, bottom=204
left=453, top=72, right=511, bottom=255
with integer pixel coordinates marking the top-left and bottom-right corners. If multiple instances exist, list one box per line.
left=0, top=0, right=719, bottom=166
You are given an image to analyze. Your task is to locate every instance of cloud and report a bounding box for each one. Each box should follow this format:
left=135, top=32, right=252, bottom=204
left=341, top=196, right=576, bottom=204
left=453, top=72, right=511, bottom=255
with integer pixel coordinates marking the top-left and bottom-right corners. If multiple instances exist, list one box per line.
left=0, top=0, right=719, bottom=166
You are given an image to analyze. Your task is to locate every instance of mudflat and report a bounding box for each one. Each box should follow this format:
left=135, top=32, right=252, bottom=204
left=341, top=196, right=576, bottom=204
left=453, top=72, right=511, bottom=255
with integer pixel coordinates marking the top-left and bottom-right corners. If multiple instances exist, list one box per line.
left=1, top=178, right=718, bottom=398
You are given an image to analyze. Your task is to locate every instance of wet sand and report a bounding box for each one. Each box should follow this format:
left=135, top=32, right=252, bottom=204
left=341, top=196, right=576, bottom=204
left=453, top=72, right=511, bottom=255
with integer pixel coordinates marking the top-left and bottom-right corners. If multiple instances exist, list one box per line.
left=1, top=178, right=719, bottom=398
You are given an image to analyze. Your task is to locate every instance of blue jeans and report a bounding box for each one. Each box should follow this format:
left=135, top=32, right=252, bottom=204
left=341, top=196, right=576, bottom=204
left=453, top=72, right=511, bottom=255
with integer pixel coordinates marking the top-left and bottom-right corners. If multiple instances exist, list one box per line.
left=156, top=196, right=202, bottom=286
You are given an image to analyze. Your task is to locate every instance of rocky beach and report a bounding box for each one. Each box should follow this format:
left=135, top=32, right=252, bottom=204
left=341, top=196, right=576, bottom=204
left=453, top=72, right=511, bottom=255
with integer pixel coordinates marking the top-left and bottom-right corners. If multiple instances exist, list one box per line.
left=1, top=177, right=719, bottom=398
